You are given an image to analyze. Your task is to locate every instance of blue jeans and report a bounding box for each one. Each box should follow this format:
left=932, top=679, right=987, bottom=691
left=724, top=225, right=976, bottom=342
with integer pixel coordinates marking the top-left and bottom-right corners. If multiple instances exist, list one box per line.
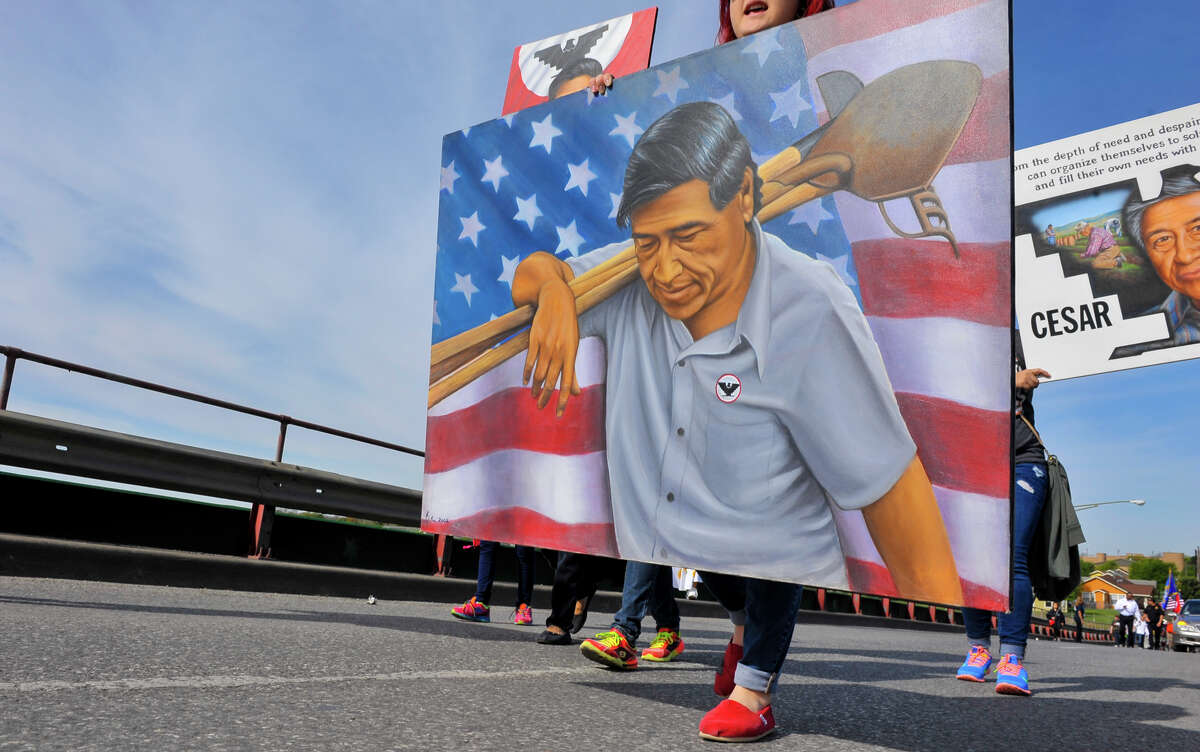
left=610, top=561, right=679, bottom=645
left=474, top=541, right=535, bottom=607
left=961, top=461, right=1048, bottom=660
left=701, top=572, right=804, bottom=693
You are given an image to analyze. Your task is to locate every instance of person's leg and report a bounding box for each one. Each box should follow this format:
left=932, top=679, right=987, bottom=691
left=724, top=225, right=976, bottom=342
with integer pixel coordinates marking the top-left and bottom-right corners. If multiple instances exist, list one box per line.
left=995, top=463, right=1049, bottom=661
left=699, top=571, right=749, bottom=696
left=452, top=541, right=496, bottom=622
left=731, top=578, right=804, bottom=697
left=701, top=570, right=749, bottom=627
left=648, top=564, right=680, bottom=632
left=697, top=578, right=801, bottom=742
left=514, top=545, right=535, bottom=607
left=546, top=552, right=582, bottom=632
left=608, top=560, right=660, bottom=645
left=640, top=565, right=686, bottom=662
left=1074, top=616, right=1083, bottom=642
left=956, top=605, right=996, bottom=680
left=474, top=541, right=498, bottom=605
left=571, top=555, right=600, bottom=633
left=961, top=607, right=993, bottom=647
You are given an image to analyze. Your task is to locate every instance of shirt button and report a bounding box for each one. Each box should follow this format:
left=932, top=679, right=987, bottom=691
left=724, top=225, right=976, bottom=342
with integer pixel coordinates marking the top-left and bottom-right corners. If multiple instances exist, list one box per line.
left=666, top=492, right=675, bottom=502
left=676, top=427, right=684, bottom=436
left=676, top=360, right=684, bottom=368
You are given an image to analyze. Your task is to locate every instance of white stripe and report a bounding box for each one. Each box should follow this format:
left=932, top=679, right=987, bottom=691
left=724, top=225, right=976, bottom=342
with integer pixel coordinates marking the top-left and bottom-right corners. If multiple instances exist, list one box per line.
left=832, top=484, right=1009, bottom=596
left=935, top=485, right=1010, bottom=594
left=832, top=159, right=1012, bottom=245
left=866, top=316, right=1010, bottom=412
left=423, top=449, right=612, bottom=526
left=806, top=1, right=1009, bottom=85
left=0, top=665, right=693, bottom=694
left=429, top=336, right=606, bottom=417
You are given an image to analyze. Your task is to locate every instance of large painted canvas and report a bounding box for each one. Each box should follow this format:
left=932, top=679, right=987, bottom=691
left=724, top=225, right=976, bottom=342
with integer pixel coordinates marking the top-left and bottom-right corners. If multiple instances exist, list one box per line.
left=1015, top=101, right=1200, bottom=379
left=426, top=0, right=1012, bottom=610
left=501, top=8, right=658, bottom=115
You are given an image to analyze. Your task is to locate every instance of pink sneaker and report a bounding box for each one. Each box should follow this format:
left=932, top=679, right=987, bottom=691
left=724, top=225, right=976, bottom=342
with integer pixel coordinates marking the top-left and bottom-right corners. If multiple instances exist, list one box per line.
left=513, top=603, right=533, bottom=625
left=450, top=596, right=490, bottom=623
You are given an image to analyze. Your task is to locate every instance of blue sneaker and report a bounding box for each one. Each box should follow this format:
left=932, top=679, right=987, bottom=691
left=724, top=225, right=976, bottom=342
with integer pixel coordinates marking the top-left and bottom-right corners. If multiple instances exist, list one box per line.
left=994, top=653, right=1031, bottom=696
left=956, top=645, right=993, bottom=681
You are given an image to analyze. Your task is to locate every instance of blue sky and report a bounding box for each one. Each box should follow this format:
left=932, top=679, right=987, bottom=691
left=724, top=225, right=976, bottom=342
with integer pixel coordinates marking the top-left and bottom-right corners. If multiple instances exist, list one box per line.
left=0, top=0, right=1195, bottom=555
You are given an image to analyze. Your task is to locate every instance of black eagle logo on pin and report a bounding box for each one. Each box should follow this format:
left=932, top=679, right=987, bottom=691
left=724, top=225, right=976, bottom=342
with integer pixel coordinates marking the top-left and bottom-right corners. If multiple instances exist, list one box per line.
left=715, top=374, right=741, bottom=403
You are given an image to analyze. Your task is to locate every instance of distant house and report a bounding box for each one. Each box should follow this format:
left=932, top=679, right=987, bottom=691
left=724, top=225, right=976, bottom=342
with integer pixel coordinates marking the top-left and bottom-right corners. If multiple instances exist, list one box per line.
left=1079, top=570, right=1156, bottom=608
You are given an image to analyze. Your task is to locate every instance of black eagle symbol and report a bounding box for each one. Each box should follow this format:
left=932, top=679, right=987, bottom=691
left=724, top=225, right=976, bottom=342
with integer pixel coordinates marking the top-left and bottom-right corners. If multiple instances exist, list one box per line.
left=718, top=380, right=740, bottom=398
left=533, top=24, right=609, bottom=71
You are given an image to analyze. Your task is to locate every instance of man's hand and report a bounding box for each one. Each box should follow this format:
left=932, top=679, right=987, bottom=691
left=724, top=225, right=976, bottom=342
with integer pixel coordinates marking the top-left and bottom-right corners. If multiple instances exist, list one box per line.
left=1016, top=368, right=1051, bottom=390
left=589, top=73, right=614, bottom=95
left=524, top=277, right=582, bottom=416
left=512, top=251, right=581, bottom=417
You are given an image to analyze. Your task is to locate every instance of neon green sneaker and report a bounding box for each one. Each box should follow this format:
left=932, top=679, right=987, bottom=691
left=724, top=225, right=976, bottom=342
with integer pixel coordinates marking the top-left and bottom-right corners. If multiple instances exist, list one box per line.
left=580, top=630, right=639, bottom=670
left=641, top=628, right=685, bottom=662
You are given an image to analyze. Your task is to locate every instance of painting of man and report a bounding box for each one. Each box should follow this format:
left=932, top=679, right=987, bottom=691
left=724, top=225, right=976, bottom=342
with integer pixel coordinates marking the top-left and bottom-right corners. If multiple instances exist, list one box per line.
left=513, top=101, right=962, bottom=603
left=1118, top=165, right=1200, bottom=353
left=426, top=0, right=1013, bottom=610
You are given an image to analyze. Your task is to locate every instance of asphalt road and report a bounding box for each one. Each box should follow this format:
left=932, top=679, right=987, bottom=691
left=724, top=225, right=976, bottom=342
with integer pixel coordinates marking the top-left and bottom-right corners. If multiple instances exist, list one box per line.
left=1, top=576, right=1197, bottom=751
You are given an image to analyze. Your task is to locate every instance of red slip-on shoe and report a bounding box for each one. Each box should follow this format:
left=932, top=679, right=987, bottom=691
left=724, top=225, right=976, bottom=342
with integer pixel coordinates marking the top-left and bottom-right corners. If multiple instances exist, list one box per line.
left=699, top=699, right=775, bottom=743
left=714, top=640, right=744, bottom=697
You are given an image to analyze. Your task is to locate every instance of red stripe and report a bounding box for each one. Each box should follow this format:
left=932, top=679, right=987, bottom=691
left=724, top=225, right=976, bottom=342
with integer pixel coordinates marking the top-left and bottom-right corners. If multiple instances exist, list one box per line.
left=605, top=8, right=658, bottom=78
left=799, top=0, right=993, bottom=59
left=846, top=559, right=1008, bottom=610
left=896, top=392, right=1010, bottom=499
left=425, top=385, right=605, bottom=473
left=421, top=507, right=620, bottom=558
left=854, top=239, right=1010, bottom=325
left=945, top=73, right=1009, bottom=166
left=501, top=47, right=542, bottom=116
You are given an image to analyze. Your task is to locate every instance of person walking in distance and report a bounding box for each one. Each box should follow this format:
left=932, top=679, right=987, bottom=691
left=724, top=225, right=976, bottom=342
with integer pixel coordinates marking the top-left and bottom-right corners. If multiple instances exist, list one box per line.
left=1073, top=595, right=1086, bottom=643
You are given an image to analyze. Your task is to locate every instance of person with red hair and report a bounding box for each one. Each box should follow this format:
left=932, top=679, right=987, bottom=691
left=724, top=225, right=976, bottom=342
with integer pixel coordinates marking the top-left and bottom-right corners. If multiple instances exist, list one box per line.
left=588, top=0, right=833, bottom=95
left=716, top=0, right=835, bottom=45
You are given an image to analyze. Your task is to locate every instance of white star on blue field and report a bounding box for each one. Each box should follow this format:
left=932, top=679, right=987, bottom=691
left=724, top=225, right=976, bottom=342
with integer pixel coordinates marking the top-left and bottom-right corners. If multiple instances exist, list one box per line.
left=433, top=21, right=855, bottom=343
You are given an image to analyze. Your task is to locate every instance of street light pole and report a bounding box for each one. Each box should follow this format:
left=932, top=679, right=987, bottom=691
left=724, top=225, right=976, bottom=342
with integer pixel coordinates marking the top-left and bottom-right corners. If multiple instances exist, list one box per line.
left=1073, top=499, right=1147, bottom=511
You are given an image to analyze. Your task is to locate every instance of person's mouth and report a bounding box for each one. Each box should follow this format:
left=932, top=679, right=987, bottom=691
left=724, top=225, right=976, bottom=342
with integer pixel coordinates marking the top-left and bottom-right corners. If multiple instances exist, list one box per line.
left=744, top=2, right=769, bottom=17
left=654, top=280, right=699, bottom=304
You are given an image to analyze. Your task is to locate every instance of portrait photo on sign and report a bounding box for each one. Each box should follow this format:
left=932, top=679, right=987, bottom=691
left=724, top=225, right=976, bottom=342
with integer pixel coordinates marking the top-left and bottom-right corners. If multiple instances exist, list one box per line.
left=426, top=0, right=1013, bottom=611
left=1014, top=101, right=1200, bottom=380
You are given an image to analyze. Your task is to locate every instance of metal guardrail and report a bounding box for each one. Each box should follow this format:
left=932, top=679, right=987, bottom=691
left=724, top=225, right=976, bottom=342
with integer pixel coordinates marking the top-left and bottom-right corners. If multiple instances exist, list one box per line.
left=0, top=410, right=422, bottom=525
left=0, top=345, right=424, bottom=555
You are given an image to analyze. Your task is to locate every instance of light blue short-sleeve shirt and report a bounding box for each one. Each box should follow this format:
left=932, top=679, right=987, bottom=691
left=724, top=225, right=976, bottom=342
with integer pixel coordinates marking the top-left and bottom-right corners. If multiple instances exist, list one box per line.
left=566, top=221, right=915, bottom=587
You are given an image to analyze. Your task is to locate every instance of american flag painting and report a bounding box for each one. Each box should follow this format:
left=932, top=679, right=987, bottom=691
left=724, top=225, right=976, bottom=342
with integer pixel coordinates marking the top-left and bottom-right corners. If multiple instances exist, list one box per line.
left=425, top=0, right=1011, bottom=610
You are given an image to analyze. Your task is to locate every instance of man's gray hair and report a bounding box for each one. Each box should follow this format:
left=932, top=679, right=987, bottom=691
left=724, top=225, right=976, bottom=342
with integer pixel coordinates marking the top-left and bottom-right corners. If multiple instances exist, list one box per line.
left=1122, top=165, right=1200, bottom=250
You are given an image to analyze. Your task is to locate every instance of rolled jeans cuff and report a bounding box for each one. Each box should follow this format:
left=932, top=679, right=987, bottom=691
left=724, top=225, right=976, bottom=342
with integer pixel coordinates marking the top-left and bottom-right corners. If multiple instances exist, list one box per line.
left=726, top=608, right=748, bottom=627
left=733, top=663, right=778, bottom=693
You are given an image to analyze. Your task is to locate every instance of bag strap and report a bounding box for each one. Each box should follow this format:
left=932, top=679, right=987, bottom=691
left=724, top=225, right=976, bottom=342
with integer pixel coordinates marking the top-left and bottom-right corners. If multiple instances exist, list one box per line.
left=1020, top=413, right=1048, bottom=453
